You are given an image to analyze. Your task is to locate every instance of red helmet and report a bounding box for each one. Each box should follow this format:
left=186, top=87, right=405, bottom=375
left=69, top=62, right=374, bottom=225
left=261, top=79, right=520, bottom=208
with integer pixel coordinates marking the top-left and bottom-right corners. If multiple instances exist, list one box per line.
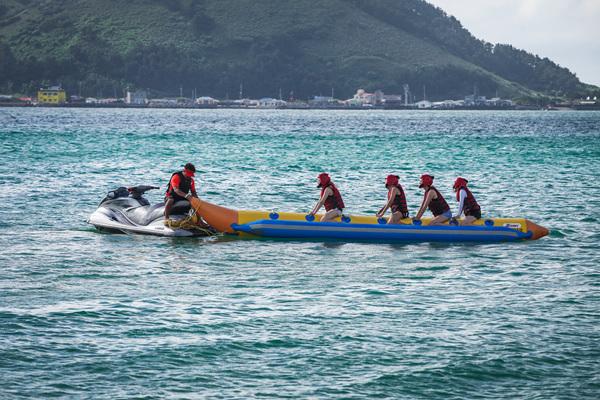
left=453, top=177, right=468, bottom=189
left=419, top=174, right=434, bottom=188
left=317, top=172, right=331, bottom=188
left=385, top=174, right=399, bottom=187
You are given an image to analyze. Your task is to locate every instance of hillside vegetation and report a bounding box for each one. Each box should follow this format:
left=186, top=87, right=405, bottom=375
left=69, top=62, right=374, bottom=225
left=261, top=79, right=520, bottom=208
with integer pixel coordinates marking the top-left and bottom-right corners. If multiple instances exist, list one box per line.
left=0, top=0, right=596, bottom=100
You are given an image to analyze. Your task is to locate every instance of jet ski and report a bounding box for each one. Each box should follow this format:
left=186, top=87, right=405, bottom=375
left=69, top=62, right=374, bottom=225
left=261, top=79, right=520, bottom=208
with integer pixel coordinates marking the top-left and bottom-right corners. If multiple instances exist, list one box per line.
left=88, top=185, right=215, bottom=237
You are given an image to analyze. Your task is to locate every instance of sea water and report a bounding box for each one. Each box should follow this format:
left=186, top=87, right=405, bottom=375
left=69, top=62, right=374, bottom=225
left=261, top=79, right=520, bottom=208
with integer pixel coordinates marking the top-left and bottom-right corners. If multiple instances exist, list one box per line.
left=0, top=108, right=598, bottom=399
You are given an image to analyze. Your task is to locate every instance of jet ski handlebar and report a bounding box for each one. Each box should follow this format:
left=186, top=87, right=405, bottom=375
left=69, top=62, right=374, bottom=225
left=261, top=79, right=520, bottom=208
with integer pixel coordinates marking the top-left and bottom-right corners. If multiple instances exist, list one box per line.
left=128, top=185, right=159, bottom=199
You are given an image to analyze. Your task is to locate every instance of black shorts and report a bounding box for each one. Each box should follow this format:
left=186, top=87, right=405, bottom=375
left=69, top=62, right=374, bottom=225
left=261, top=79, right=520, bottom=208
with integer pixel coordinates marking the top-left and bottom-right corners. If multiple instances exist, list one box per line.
left=465, top=208, right=481, bottom=219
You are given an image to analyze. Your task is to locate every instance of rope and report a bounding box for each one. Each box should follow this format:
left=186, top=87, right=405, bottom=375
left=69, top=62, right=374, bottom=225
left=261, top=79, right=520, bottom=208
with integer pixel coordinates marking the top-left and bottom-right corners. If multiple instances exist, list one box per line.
left=164, top=210, right=216, bottom=235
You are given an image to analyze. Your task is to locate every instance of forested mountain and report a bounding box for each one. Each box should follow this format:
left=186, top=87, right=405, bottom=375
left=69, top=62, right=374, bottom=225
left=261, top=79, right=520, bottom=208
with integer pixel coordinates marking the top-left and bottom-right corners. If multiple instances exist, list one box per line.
left=0, top=0, right=596, bottom=100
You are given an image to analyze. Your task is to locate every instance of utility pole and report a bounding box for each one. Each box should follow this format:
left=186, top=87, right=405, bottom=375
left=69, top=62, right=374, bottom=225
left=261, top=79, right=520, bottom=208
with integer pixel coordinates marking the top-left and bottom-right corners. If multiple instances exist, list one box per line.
left=180, top=85, right=183, bottom=98
left=279, top=87, right=282, bottom=100
left=403, top=84, right=409, bottom=106
left=423, top=85, right=426, bottom=101
left=331, top=87, right=334, bottom=99
left=239, top=83, right=243, bottom=100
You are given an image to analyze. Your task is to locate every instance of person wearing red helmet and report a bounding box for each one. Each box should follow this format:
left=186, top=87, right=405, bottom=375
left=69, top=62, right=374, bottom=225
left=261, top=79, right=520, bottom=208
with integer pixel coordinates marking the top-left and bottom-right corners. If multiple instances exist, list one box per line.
left=414, top=174, right=452, bottom=225
left=164, top=162, right=198, bottom=221
left=309, top=173, right=346, bottom=222
left=376, top=174, right=409, bottom=224
left=452, top=177, right=481, bottom=226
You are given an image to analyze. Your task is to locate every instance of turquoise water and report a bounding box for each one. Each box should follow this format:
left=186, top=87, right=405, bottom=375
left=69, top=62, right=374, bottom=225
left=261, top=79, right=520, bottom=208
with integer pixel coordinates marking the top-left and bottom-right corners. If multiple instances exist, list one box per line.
left=0, top=108, right=599, bottom=398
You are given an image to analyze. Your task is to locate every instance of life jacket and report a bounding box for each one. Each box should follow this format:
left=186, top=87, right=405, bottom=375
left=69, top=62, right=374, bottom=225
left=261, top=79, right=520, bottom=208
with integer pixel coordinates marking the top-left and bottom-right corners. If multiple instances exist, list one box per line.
left=456, top=185, right=480, bottom=213
left=322, top=182, right=345, bottom=211
left=389, top=185, right=408, bottom=214
left=424, top=186, right=450, bottom=216
left=166, top=171, right=192, bottom=198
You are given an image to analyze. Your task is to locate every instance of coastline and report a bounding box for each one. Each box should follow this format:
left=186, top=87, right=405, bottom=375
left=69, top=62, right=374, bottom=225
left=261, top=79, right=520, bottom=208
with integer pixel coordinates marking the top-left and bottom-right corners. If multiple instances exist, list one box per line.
left=0, top=103, right=570, bottom=111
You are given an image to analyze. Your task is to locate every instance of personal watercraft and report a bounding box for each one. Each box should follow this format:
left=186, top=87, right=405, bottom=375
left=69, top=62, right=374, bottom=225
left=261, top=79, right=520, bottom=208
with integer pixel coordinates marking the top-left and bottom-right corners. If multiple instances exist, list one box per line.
left=88, top=185, right=215, bottom=237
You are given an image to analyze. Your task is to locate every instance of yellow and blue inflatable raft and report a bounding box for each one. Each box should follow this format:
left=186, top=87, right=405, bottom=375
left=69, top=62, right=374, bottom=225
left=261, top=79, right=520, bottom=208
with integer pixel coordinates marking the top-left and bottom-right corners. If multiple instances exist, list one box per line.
left=190, top=198, right=549, bottom=243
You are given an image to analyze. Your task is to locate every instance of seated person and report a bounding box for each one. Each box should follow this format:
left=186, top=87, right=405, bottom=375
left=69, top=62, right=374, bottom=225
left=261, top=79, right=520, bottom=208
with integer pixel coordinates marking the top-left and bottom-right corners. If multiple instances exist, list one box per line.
left=164, top=162, right=198, bottom=221
left=376, top=174, right=409, bottom=224
left=452, top=177, right=481, bottom=226
left=309, top=173, right=345, bottom=222
left=414, top=174, right=452, bottom=225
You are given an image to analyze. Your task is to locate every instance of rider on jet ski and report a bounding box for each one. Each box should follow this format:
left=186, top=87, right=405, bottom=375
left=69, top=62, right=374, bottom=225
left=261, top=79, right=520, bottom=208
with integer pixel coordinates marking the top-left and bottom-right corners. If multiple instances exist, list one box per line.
left=164, top=163, right=198, bottom=222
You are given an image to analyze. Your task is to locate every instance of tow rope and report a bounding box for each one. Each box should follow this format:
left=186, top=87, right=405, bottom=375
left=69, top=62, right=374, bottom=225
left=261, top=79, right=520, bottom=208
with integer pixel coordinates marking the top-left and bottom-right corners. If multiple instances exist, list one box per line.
left=164, top=210, right=217, bottom=235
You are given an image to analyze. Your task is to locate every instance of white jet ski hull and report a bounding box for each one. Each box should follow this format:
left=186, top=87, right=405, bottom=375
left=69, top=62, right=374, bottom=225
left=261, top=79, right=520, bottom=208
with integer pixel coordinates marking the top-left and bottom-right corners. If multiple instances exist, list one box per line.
left=88, top=209, right=197, bottom=237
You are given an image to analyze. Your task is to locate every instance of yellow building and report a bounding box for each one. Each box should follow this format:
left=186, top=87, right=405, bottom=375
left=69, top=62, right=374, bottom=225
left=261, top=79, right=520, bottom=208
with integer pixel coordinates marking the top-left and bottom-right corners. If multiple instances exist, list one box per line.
left=37, top=86, right=66, bottom=104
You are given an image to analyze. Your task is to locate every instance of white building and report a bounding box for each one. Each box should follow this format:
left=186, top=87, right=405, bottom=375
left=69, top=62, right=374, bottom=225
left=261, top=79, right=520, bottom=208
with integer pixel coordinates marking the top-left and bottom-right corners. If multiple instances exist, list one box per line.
left=349, top=89, right=377, bottom=105
left=258, top=98, right=287, bottom=108
left=233, top=98, right=259, bottom=108
left=415, top=100, right=432, bottom=109
left=195, top=96, right=218, bottom=105
left=126, top=90, right=147, bottom=105
left=148, top=98, right=179, bottom=107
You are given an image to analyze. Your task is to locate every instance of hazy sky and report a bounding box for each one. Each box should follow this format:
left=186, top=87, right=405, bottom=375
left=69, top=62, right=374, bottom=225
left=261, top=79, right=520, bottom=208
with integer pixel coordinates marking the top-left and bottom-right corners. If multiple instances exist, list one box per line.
left=428, top=0, right=600, bottom=86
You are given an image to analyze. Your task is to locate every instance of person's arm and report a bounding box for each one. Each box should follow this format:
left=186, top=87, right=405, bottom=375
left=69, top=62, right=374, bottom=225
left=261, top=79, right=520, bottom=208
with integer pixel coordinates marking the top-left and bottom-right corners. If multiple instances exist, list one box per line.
left=453, top=189, right=466, bottom=218
left=170, top=174, right=188, bottom=198
left=190, top=179, right=198, bottom=198
left=377, top=188, right=397, bottom=217
left=310, top=187, right=332, bottom=215
left=415, top=191, right=434, bottom=220
left=173, top=187, right=189, bottom=198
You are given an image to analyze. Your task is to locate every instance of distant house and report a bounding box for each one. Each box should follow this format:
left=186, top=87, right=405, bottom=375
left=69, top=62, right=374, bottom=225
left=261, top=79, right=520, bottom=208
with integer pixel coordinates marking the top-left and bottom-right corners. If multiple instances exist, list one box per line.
left=432, top=100, right=463, bottom=109
left=37, top=86, right=66, bottom=104
left=258, top=98, right=287, bottom=108
left=349, top=89, right=377, bottom=105
left=148, top=98, right=179, bottom=107
left=308, top=96, right=340, bottom=108
left=382, top=94, right=402, bottom=103
left=415, top=100, right=432, bottom=109
left=311, top=96, right=335, bottom=104
left=126, top=90, right=148, bottom=105
left=69, top=95, right=85, bottom=104
left=464, top=95, right=487, bottom=107
left=233, top=98, right=259, bottom=108
left=487, top=97, right=513, bottom=107
left=195, top=96, right=218, bottom=105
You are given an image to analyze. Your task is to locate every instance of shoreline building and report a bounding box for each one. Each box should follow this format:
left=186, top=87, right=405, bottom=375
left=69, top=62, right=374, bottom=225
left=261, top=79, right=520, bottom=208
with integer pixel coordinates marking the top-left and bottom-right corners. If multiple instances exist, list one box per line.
left=195, top=96, right=218, bottom=106
left=125, top=90, right=148, bottom=105
left=258, top=98, right=287, bottom=108
left=37, top=86, right=66, bottom=104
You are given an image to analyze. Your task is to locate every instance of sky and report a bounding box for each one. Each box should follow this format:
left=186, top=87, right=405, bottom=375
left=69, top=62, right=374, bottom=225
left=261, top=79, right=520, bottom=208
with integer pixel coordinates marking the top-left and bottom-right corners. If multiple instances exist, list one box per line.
left=427, top=0, right=600, bottom=86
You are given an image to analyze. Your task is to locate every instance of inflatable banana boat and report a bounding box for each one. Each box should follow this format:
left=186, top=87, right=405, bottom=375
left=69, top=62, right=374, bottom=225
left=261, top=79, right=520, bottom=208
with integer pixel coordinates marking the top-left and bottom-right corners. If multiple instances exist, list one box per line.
left=190, top=198, right=549, bottom=243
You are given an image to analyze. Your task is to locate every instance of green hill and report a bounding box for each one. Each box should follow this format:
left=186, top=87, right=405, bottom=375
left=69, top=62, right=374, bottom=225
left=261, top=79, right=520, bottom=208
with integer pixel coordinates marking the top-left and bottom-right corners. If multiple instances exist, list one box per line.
left=0, top=0, right=597, bottom=100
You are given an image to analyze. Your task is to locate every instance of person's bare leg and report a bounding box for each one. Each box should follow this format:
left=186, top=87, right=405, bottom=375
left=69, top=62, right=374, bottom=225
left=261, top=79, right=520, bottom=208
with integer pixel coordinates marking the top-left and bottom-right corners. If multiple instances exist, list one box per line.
left=428, top=215, right=450, bottom=226
left=459, top=216, right=477, bottom=226
left=320, top=209, right=342, bottom=222
left=388, top=212, right=407, bottom=224
left=164, top=197, right=174, bottom=219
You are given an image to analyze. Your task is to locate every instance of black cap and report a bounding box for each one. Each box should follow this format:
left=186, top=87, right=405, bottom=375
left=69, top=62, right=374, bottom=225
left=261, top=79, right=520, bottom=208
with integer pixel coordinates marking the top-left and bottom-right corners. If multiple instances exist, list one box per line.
left=183, top=163, right=196, bottom=172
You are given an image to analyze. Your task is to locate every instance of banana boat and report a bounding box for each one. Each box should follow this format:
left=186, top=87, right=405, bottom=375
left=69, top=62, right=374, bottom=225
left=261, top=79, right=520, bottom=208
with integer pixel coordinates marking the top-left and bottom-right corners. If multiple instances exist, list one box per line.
left=190, top=198, right=549, bottom=243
